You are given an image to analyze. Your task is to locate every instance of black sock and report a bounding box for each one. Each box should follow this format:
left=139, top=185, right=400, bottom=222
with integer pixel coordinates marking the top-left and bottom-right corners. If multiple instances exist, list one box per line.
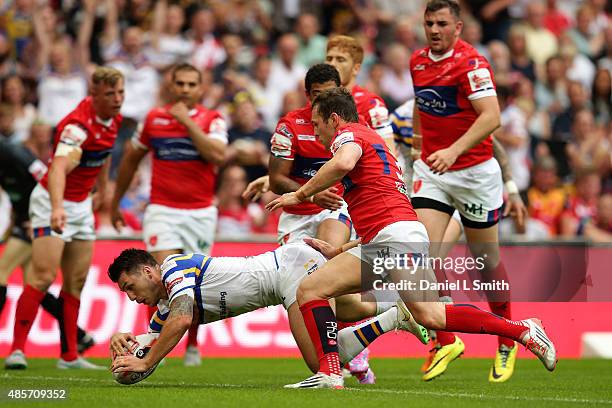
left=0, top=285, right=7, bottom=316
left=40, top=293, right=86, bottom=342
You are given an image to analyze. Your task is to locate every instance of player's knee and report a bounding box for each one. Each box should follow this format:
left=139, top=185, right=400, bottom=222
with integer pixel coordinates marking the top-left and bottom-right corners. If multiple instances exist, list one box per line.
left=296, top=278, right=325, bottom=304
left=410, top=304, right=444, bottom=330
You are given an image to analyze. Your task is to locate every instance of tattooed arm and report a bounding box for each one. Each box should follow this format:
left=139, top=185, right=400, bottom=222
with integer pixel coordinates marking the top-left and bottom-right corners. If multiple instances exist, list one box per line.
left=143, top=295, right=193, bottom=367
left=111, top=294, right=194, bottom=373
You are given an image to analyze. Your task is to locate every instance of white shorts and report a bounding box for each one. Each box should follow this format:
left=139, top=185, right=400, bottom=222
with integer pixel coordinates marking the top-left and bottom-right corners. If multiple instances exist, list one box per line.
left=346, top=221, right=430, bottom=278
left=277, top=200, right=353, bottom=245
left=29, top=184, right=95, bottom=241
left=411, top=158, right=503, bottom=227
left=143, top=204, right=217, bottom=254
left=197, top=243, right=327, bottom=322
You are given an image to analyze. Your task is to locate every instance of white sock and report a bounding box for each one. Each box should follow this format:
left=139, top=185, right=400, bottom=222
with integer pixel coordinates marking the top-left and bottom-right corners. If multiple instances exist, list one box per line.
left=376, top=301, right=395, bottom=315
left=338, top=307, right=399, bottom=364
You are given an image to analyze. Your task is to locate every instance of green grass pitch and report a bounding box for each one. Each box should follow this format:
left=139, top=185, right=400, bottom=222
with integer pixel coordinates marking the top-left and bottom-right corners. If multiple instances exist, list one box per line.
left=1, top=358, right=611, bottom=407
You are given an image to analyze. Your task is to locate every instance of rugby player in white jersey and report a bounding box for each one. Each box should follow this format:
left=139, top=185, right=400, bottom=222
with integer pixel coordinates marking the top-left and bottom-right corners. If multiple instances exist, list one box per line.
left=109, top=241, right=428, bottom=376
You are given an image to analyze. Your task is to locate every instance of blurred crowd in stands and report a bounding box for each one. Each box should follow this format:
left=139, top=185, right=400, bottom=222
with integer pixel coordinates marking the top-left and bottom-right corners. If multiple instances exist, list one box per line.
left=0, top=0, right=610, bottom=241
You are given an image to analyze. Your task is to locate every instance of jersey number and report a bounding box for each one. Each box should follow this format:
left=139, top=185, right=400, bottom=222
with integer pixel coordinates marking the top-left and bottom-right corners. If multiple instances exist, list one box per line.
left=373, top=144, right=390, bottom=175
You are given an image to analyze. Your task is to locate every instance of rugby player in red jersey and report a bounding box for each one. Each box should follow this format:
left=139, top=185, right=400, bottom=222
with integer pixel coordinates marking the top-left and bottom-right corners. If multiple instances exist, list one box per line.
left=111, top=63, right=227, bottom=366
left=6, top=67, right=124, bottom=369
left=267, top=88, right=556, bottom=389
left=410, top=0, right=518, bottom=382
left=325, top=35, right=395, bottom=155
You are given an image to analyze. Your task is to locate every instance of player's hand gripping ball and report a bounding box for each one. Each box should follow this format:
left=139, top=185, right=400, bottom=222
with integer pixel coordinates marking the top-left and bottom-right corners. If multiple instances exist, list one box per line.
left=112, top=333, right=159, bottom=385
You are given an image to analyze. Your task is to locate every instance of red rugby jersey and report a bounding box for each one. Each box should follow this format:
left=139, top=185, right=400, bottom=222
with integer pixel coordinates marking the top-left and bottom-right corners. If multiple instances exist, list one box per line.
left=40, top=97, right=121, bottom=202
left=330, top=122, right=418, bottom=243
left=270, top=106, right=337, bottom=215
left=410, top=39, right=496, bottom=170
left=134, top=105, right=227, bottom=209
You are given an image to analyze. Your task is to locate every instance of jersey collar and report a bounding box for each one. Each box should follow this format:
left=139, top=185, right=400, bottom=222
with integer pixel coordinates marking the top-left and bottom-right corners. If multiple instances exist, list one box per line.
left=428, top=47, right=455, bottom=62
left=95, top=115, right=113, bottom=127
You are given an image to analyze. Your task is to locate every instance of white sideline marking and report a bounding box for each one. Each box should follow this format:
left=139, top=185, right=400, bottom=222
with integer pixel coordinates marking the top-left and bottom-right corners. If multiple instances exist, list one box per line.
left=2, top=374, right=611, bottom=405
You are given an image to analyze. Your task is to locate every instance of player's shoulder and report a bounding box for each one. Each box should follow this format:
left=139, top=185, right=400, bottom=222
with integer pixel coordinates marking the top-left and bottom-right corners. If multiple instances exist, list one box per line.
left=282, top=105, right=311, bottom=123
left=195, top=104, right=223, bottom=119
left=410, top=47, right=430, bottom=65
left=454, top=40, right=491, bottom=70
left=353, top=86, right=386, bottom=109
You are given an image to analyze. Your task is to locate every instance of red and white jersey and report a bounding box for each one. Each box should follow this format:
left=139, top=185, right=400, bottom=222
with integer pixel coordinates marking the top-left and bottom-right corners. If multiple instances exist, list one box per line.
left=133, top=104, right=228, bottom=209
left=330, top=122, right=418, bottom=243
left=411, top=39, right=496, bottom=170
left=40, top=97, right=121, bottom=202
left=270, top=106, right=338, bottom=215
left=352, top=85, right=393, bottom=141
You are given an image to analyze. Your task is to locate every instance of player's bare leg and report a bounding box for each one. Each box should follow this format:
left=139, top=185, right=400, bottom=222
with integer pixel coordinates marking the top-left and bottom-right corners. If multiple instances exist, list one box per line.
left=286, top=252, right=363, bottom=388
left=55, top=239, right=100, bottom=369
left=414, top=207, right=461, bottom=378
left=6, top=236, right=63, bottom=369
left=0, top=238, right=31, bottom=286
left=0, top=238, right=32, bottom=346
left=288, top=302, right=320, bottom=373
left=317, top=218, right=375, bottom=381
left=316, top=219, right=350, bottom=249
left=390, top=270, right=555, bottom=374
left=463, top=224, right=516, bottom=382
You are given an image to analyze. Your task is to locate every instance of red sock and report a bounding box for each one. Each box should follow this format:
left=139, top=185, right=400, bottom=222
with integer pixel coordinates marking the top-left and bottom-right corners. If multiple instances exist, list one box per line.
left=300, top=299, right=341, bottom=376
left=59, top=291, right=79, bottom=361
left=187, top=322, right=199, bottom=347
left=444, top=304, right=527, bottom=342
left=482, top=262, right=514, bottom=348
left=436, top=330, right=456, bottom=346
left=488, top=301, right=514, bottom=348
left=337, top=321, right=353, bottom=330
left=12, top=285, right=45, bottom=352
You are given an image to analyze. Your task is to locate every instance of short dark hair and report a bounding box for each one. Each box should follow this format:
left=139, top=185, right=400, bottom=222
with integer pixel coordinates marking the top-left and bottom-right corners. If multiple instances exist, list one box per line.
left=312, top=87, right=359, bottom=123
left=425, top=0, right=461, bottom=19
left=171, top=63, right=202, bottom=83
left=108, top=249, right=157, bottom=283
left=305, top=64, right=341, bottom=94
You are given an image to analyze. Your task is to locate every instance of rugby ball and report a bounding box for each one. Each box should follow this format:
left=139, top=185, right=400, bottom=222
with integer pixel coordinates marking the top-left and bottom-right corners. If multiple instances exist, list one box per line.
left=112, top=333, right=159, bottom=385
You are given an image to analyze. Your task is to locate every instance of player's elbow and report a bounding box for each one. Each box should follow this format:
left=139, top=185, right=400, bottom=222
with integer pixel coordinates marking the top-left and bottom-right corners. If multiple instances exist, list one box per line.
left=170, top=316, right=193, bottom=332
left=207, top=149, right=226, bottom=166
left=334, top=158, right=356, bottom=174
left=268, top=174, right=284, bottom=195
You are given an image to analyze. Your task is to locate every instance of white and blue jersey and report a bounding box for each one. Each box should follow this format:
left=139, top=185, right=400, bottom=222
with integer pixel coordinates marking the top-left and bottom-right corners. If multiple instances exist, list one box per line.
left=149, top=243, right=327, bottom=333
left=390, top=99, right=415, bottom=192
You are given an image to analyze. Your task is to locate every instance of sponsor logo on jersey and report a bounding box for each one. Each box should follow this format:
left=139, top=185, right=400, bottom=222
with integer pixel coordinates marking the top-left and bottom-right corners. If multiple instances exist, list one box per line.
left=297, top=134, right=316, bottom=141
left=271, top=124, right=294, bottom=157
left=331, top=132, right=355, bottom=154
left=295, top=118, right=309, bottom=124
left=415, top=86, right=461, bottom=116
left=467, top=68, right=493, bottom=93
left=152, top=118, right=171, bottom=126
left=166, top=276, right=183, bottom=292
left=414, top=64, right=426, bottom=71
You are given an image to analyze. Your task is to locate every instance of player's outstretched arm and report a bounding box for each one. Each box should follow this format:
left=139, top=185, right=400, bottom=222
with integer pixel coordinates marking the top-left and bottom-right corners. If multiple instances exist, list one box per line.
left=112, top=295, right=193, bottom=373
left=304, top=237, right=361, bottom=259
left=144, top=294, right=193, bottom=367
left=266, top=144, right=361, bottom=211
